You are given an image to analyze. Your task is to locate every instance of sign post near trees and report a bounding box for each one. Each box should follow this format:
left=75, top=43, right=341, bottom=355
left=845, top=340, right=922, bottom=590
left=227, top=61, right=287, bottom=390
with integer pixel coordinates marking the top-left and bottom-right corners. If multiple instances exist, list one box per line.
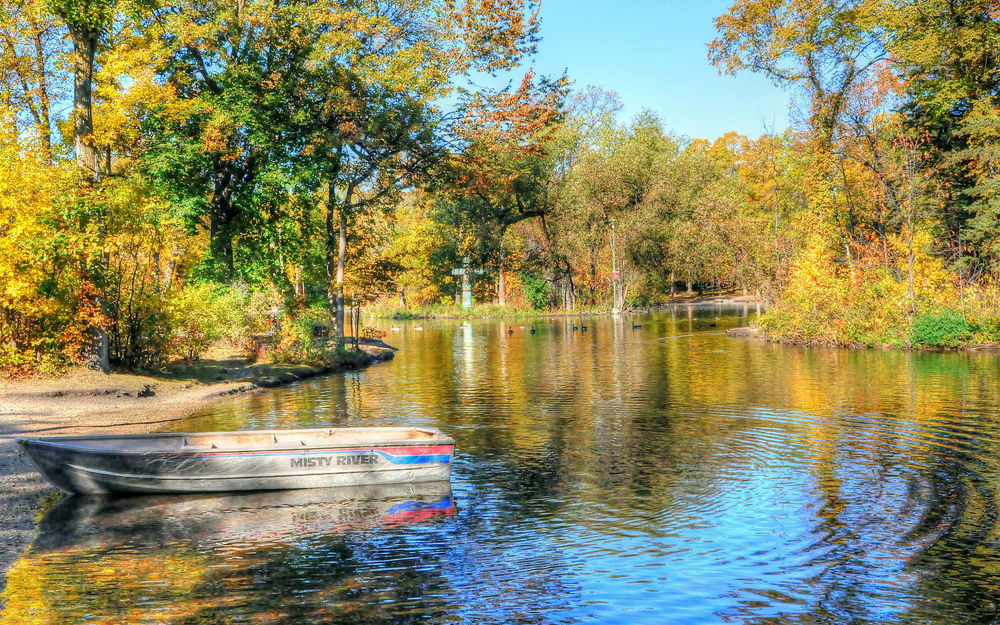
left=451, top=257, right=485, bottom=309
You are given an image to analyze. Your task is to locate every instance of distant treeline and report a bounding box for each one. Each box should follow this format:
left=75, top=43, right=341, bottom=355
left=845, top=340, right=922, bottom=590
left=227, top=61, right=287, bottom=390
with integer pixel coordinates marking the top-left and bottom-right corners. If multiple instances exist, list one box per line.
left=3, top=0, right=1000, bottom=375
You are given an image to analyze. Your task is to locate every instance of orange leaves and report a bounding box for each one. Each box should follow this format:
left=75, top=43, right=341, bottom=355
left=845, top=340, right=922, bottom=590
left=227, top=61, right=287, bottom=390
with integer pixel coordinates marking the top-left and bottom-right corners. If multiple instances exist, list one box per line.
left=457, top=69, right=567, bottom=166
left=200, top=112, right=236, bottom=156
left=457, top=0, right=540, bottom=72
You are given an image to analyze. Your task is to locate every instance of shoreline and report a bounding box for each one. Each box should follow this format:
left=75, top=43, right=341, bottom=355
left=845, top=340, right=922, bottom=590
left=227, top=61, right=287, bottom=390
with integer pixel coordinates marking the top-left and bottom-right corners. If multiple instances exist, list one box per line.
left=0, top=342, right=396, bottom=601
left=372, top=294, right=762, bottom=321
left=725, top=326, right=1000, bottom=352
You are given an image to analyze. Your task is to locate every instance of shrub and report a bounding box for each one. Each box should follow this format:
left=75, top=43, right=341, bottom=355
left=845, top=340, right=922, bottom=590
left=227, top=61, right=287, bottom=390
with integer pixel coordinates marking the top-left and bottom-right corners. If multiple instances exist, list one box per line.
left=0, top=343, right=68, bottom=378
left=973, top=317, right=1000, bottom=343
left=214, top=282, right=283, bottom=350
left=910, top=311, right=974, bottom=348
left=165, top=283, right=225, bottom=361
left=520, top=273, right=549, bottom=310
left=757, top=241, right=912, bottom=347
left=271, top=305, right=338, bottom=365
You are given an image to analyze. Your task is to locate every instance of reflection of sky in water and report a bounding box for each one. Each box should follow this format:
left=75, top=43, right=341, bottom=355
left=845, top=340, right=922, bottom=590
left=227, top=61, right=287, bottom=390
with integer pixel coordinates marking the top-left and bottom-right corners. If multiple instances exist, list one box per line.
left=7, top=305, right=1000, bottom=624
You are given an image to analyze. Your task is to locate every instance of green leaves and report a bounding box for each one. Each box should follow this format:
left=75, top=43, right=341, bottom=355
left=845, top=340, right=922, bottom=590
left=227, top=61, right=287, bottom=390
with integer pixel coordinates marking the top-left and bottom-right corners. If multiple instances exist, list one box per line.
left=45, top=0, right=114, bottom=31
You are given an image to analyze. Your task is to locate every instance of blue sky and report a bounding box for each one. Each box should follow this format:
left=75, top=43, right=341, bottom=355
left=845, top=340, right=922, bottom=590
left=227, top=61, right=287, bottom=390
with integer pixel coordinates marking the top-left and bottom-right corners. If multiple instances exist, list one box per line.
left=526, top=0, right=794, bottom=140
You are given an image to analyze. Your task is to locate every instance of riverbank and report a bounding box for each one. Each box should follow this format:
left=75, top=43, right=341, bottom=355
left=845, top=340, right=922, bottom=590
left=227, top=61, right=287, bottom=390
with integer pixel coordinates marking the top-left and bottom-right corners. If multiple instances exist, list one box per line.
left=0, top=341, right=396, bottom=598
left=725, top=326, right=1000, bottom=351
left=371, top=293, right=761, bottom=320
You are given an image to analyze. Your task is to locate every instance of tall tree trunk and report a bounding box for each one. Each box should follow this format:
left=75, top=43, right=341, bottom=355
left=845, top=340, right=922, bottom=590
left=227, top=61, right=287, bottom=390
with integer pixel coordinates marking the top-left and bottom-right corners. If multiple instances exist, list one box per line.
left=906, top=206, right=916, bottom=324
left=69, top=23, right=109, bottom=373
left=32, top=28, right=52, bottom=158
left=210, top=160, right=236, bottom=274
left=336, top=205, right=347, bottom=339
left=588, top=244, right=597, bottom=304
left=497, top=266, right=506, bottom=306
left=71, top=26, right=97, bottom=179
left=564, top=260, right=576, bottom=311
left=324, top=148, right=344, bottom=325
left=164, top=243, right=179, bottom=290
left=325, top=181, right=339, bottom=325
left=333, top=183, right=353, bottom=339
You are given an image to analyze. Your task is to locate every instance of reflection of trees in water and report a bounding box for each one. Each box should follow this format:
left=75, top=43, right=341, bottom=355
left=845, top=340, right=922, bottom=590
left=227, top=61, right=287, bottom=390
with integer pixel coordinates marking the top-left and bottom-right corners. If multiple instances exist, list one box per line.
left=3, top=486, right=466, bottom=625
left=791, top=453, right=1000, bottom=624
left=14, top=533, right=460, bottom=624
left=131, top=311, right=1000, bottom=623
left=721, top=388, right=1000, bottom=624
left=6, top=478, right=583, bottom=625
left=903, top=482, right=1000, bottom=621
left=897, top=406, right=1000, bottom=624
left=170, top=533, right=457, bottom=625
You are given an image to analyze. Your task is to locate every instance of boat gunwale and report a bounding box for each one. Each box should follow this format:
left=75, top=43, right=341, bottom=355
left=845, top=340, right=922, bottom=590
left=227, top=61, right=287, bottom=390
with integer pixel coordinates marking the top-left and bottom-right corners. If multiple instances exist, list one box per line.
left=15, top=427, right=455, bottom=457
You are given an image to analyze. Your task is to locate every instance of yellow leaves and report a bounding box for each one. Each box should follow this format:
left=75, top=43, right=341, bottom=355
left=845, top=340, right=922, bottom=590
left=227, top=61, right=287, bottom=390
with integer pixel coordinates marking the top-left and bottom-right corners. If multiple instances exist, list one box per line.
left=888, top=229, right=956, bottom=304
left=457, top=0, right=539, bottom=72
left=2, top=548, right=208, bottom=625
left=0, top=122, right=198, bottom=373
left=202, top=113, right=236, bottom=156
left=0, top=148, right=96, bottom=370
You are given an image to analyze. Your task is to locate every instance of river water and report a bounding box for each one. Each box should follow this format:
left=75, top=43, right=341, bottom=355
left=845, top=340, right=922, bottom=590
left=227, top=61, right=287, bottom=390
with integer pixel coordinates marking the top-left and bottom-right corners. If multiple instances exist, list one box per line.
left=6, top=305, right=1000, bottom=624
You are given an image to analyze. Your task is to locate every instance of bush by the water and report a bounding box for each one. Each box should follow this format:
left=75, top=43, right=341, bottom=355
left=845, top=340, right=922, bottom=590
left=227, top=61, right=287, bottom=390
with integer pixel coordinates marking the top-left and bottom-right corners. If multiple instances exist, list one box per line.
left=909, top=312, right=974, bottom=348
left=269, top=305, right=363, bottom=368
left=520, top=273, right=549, bottom=310
left=164, top=282, right=283, bottom=363
left=755, top=244, right=909, bottom=347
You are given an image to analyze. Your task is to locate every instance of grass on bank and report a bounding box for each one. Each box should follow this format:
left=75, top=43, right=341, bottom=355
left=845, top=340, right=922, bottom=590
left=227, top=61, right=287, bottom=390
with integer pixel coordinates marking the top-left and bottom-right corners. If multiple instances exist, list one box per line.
left=366, top=301, right=611, bottom=320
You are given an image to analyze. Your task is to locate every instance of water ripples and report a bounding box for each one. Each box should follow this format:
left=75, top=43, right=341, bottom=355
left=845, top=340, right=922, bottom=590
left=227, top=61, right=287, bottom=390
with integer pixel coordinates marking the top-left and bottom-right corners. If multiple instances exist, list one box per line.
left=6, top=307, right=1000, bottom=624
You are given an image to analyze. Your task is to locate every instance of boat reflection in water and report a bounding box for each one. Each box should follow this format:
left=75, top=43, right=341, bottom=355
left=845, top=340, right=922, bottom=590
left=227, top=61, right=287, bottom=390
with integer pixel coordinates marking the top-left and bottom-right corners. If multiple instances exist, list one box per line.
left=1, top=482, right=457, bottom=624
left=33, top=480, right=456, bottom=553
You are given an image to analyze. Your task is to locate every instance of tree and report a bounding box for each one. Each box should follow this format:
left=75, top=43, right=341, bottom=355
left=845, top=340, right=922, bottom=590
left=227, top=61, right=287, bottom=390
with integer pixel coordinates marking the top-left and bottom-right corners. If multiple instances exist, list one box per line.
left=142, top=0, right=325, bottom=278
left=567, top=111, right=677, bottom=303
left=429, top=71, right=567, bottom=306
left=881, top=0, right=1000, bottom=280
left=316, top=83, right=441, bottom=336
left=710, top=0, right=886, bottom=146
left=297, top=0, right=545, bottom=334
left=48, top=0, right=115, bottom=180
left=0, top=0, right=65, bottom=157
left=45, top=0, right=118, bottom=372
left=710, top=0, right=896, bottom=287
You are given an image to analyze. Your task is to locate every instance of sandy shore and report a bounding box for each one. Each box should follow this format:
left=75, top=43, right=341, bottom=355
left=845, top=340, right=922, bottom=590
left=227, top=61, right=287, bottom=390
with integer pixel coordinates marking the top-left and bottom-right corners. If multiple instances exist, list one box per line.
left=0, top=344, right=395, bottom=599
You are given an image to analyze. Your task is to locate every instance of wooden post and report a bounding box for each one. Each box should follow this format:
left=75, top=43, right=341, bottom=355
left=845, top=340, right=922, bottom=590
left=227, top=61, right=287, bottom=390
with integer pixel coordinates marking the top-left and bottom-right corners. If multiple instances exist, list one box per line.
left=451, top=257, right=484, bottom=309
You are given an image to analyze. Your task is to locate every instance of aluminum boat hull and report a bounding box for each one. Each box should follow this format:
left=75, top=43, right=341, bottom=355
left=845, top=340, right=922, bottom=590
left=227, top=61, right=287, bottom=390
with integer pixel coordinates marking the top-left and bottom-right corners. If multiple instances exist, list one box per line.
left=17, top=427, right=454, bottom=494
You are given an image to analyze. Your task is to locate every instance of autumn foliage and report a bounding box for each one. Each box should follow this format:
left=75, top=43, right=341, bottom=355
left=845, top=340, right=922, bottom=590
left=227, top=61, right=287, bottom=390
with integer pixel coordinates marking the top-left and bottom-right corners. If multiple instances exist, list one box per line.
left=3, top=0, right=1000, bottom=377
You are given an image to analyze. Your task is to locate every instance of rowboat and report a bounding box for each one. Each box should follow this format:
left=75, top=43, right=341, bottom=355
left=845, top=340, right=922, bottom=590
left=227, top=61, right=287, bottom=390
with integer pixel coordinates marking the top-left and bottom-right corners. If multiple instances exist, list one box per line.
left=17, top=426, right=455, bottom=494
